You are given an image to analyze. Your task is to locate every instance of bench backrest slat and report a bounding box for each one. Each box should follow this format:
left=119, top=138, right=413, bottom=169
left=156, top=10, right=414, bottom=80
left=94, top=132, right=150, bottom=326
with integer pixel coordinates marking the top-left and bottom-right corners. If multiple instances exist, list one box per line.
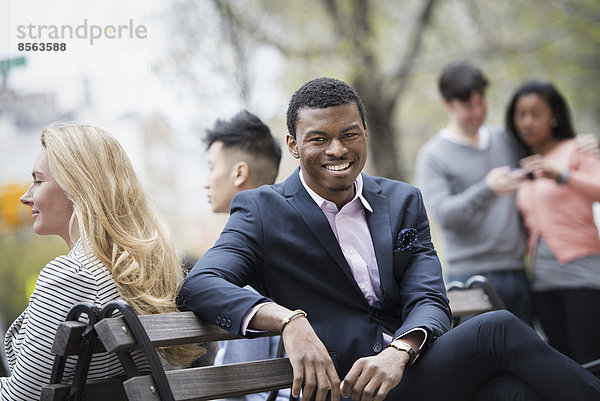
left=124, top=358, right=293, bottom=401
left=95, top=311, right=278, bottom=353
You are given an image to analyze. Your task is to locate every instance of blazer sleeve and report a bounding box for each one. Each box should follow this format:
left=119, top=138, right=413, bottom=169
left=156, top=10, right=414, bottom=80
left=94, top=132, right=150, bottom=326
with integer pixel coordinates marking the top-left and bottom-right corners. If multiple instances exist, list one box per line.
left=1, top=255, right=98, bottom=401
left=180, top=190, right=272, bottom=336
left=392, top=187, right=452, bottom=346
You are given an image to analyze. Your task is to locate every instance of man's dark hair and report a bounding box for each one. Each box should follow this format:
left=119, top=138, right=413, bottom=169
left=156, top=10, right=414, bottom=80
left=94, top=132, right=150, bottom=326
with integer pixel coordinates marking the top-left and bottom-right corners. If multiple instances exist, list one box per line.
left=505, top=80, right=575, bottom=153
left=205, top=110, right=281, bottom=185
left=286, top=77, right=367, bottom=139
left=439, top=60, right=489, bottom=102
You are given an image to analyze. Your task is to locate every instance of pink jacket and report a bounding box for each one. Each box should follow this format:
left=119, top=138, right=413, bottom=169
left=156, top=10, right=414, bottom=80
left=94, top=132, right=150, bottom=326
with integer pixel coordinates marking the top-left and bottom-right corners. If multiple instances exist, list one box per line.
left=517, top=139, right=600, bottom=264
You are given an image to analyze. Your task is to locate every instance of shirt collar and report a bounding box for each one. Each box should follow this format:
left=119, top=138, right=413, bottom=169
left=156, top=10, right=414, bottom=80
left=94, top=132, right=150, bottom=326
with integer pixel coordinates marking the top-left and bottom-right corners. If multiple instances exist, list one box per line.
left=298, top=169, right=373, bottom=212
left=439, top=124, right=490, bottom=150
left=68, top=238, right=85, bottom=257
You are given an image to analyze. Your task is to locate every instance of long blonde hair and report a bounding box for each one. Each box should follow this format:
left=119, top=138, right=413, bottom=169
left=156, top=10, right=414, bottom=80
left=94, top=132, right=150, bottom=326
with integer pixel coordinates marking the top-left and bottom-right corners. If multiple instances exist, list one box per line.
left=42, top=123, right=202, bottom=364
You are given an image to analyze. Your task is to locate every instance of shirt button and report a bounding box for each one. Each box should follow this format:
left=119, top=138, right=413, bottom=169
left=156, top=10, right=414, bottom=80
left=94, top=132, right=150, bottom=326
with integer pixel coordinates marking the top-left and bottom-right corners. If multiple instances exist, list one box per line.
left=360, top=283, right=367, bottom=290
left=373, top=343, right=382, bottom=353
left=348, top=249, right=354, bottom=255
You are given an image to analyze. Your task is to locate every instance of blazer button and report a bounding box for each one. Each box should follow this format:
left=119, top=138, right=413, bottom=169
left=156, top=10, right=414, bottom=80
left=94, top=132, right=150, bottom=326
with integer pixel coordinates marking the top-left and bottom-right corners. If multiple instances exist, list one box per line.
left=216, top=317, right=221, bottom=324
left=226, top=319, right=232, bottom=328
left=373, top=343, right=382, bottom=353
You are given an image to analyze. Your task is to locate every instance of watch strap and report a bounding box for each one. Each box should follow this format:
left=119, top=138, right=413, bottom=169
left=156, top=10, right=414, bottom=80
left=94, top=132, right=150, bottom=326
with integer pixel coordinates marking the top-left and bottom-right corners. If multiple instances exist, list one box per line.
left=388, top=339, right=416, bottom=364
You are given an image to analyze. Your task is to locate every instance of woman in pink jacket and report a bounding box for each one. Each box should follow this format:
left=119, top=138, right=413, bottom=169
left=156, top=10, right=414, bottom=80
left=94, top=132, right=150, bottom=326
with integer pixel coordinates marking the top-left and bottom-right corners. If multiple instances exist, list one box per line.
left=506, top=80, right=600, bottom=364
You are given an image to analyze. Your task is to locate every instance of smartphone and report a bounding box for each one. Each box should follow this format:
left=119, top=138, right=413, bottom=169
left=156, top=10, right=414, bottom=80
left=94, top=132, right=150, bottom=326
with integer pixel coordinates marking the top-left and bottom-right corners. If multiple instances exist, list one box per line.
left=511, top=168, right=535, bottom=180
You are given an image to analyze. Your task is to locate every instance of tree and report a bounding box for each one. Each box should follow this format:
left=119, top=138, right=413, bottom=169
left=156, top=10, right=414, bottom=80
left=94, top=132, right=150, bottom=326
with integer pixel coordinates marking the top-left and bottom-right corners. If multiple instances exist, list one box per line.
left=165, top=0, right=438, bottom=180
left=163, top=0, right=600, bottom=181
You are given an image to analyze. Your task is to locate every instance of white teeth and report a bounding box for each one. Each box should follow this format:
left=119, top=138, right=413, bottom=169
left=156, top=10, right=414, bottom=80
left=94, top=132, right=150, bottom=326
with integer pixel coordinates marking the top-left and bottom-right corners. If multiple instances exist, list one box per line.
left=325, top=163, right=350, bottom=171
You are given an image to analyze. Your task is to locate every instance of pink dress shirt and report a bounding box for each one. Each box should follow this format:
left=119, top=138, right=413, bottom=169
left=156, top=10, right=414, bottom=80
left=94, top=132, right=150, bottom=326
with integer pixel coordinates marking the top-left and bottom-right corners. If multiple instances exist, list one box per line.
left=300, top=171, right=381, bottom=304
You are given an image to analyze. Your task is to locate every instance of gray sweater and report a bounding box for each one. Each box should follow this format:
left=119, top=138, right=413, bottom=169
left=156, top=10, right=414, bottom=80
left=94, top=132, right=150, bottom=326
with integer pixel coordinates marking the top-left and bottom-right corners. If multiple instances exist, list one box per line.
left=415, top=125, right=527, bottom=275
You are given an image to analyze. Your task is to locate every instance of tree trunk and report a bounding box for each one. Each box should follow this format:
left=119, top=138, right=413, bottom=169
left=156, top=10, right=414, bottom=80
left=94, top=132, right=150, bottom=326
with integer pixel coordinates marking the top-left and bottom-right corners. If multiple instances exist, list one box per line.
left=362, top=94, right=403, bottom=181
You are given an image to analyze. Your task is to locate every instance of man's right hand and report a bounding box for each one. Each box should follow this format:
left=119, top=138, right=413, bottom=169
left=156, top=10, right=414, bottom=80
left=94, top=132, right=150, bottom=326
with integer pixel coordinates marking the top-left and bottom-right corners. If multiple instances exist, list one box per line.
left=248, top=303, right=340, bottom=401
left=485, top=166, right=525, bottom=195
left=282, top=316, right=341, bottom=401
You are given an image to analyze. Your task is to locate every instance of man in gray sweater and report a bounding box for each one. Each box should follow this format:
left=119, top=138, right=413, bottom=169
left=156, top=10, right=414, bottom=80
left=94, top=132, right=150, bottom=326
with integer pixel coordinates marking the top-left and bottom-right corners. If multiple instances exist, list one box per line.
left=415, top=61, right=534, bottom=324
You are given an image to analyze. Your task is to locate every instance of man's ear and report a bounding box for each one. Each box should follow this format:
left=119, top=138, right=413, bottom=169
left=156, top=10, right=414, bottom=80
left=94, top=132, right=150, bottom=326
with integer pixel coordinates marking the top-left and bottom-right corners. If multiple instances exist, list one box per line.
left=231, top=161, right=250, bottom=188
left=286, top=134, right=300, bottom=159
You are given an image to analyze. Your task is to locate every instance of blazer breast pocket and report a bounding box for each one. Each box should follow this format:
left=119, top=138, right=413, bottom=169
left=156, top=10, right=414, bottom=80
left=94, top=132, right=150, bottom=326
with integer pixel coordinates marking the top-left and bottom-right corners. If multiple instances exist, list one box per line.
left=393, top=228, right=418, bottom=267
left=395, top=228, right=418, bottom=252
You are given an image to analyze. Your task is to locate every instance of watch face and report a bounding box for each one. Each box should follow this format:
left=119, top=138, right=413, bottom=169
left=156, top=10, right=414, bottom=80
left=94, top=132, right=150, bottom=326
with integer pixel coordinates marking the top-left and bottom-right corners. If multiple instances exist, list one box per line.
left=393, top=340, right=411, bottom=351
left=391, top=340, right=415, bottom=364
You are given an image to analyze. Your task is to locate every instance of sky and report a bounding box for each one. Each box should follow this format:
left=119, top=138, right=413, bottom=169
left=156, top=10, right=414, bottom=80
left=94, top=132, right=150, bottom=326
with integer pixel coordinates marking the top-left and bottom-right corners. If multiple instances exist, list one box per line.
left=3, top=0, right=197, bottom=121
left=1, top=0, right=287, bottom=251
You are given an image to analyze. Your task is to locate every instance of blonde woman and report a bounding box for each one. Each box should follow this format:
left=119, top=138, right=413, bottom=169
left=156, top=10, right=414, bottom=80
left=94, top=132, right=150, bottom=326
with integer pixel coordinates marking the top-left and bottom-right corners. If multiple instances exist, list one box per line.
left=1, top=124, right=201, bottom=399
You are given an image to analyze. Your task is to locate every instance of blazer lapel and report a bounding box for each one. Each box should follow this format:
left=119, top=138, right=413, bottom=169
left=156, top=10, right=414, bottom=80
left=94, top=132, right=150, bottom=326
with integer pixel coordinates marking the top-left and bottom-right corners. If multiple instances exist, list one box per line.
left=362, top=175, right=393, bottom=304
left=284, top=169, right=358, bottom=286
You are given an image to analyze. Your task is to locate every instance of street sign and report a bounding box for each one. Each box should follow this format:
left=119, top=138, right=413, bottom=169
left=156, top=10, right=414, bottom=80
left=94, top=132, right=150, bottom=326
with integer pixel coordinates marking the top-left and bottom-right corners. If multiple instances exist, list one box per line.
left=0, top=57, right=27, bottom=73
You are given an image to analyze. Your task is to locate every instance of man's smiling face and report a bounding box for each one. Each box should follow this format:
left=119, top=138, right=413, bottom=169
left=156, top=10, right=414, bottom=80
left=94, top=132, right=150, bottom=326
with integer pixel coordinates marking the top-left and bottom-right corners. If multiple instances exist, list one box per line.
left=287, top=102, right=368, bottom=208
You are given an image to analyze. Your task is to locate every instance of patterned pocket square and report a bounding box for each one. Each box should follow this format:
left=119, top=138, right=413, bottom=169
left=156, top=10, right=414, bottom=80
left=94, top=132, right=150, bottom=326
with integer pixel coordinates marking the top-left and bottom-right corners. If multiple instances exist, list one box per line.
left=395, top=228, right=418, bottom=251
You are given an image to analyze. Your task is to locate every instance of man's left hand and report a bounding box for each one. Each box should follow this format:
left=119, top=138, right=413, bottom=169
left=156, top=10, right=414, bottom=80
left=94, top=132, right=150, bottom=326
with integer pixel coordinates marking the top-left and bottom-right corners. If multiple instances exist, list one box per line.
left=340, top=347, right=409, bottom=401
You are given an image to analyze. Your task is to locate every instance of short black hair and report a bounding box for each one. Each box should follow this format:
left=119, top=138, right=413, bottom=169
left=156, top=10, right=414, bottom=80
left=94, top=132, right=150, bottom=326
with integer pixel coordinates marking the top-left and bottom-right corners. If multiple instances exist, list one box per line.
left=286, top=77, right=367, bottom=139
left=505, top=80, right=575, bottom=152
left=205, top=110, right=281, bottom=184
left=439, top=60, right=489, bottom=102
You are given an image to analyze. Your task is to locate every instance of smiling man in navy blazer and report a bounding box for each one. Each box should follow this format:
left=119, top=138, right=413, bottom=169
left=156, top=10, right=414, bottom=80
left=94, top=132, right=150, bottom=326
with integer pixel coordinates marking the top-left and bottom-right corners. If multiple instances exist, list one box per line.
left=181, top=77, right=600, bottom=401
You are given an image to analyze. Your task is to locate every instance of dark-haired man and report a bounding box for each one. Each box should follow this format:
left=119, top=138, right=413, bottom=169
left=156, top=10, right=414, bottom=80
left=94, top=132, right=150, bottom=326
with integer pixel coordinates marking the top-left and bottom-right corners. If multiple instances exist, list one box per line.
left=415, top=60, right=534, bottom=324
left=205, top=110, right=281, bottom=213
left=182, top=77, right=600, bottom=401
left=203, top=110, right=287, bottom=401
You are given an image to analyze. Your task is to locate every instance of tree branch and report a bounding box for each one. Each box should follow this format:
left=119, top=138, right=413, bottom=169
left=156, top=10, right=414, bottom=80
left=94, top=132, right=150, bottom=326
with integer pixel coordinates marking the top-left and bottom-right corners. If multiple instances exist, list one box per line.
left=213, top=0, right=334, bottom=59
left=388, top=0, right=437, bottom=100
left=322, top=0, right=344, bottom=37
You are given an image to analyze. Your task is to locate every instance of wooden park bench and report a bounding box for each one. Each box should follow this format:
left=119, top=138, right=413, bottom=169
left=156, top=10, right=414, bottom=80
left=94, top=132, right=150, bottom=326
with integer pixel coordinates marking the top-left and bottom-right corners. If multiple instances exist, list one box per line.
left=41, top=300, right=292, bottom=401
left=446, top=275, right=505, bottom=327
left=39, top=276, right=505, bottom=400
left=39, top=284, right=600, bottom=400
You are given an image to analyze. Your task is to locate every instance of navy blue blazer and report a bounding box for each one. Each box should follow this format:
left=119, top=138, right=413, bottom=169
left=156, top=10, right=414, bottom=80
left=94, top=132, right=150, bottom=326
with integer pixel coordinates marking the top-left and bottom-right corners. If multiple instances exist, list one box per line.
left=181, top=169, right=451, bottom=377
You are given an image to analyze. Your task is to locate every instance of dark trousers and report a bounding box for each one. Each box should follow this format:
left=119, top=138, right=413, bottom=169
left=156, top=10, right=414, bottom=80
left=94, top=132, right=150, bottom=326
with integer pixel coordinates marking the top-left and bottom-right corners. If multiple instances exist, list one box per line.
left=387, top=310, right=600, bottom=400
left=535, top=288, right=600, bottom=364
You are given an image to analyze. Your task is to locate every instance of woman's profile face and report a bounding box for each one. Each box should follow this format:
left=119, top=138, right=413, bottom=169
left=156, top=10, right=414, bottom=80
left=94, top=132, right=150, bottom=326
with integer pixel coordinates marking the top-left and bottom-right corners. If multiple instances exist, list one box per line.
left=513, top=93, right=555, bottom=149
left=20, top=149, right=73, bottom=244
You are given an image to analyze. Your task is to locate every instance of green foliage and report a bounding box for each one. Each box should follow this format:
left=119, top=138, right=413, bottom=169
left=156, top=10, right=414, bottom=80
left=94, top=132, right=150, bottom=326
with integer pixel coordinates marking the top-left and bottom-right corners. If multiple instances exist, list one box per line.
left=0, top=231, right=67, bottom=325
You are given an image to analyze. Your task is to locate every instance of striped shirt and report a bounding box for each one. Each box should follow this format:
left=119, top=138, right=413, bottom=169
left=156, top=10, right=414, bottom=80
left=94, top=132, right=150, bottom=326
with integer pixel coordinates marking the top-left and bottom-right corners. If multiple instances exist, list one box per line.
left=1, top=240, right=146, bottom=400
